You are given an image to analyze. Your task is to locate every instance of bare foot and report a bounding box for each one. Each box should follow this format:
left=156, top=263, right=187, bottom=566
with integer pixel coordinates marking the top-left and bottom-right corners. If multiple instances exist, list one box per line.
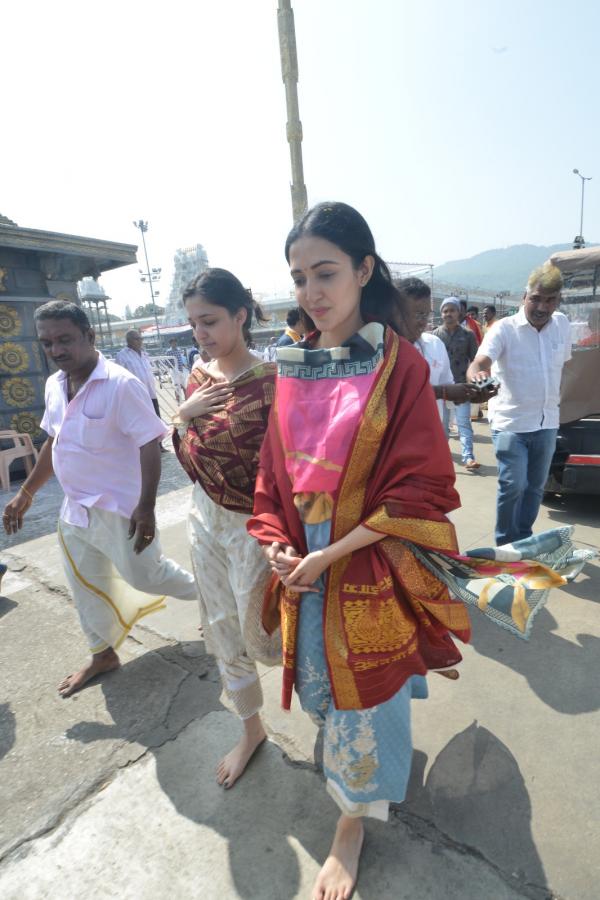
left=313, top=815, right=364, bottom=900
left=58, top=648, right=120, bottom=697
left=216, top=715, right=266, bottom=789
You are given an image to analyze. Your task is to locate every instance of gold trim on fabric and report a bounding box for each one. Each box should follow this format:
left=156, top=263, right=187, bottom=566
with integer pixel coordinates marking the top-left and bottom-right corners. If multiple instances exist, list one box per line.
left=353, top=637, right=419, bottom=671
left=518, top=560, right=567, bottom=590
left=58, top=526, right=167, bottom=643
left=381, top=538, right=471, bottom=633
left=280, top=590, right=299, bottom=670
left=285, top=450, right=344, bottom=472
left=510, top=583, right=530, bottom=634
left=342, top=576, right=393, bottom=596
left=326, top=557, right=362, bottom=708
left=477, top=579, right=495, bottom=611
left=325, top=329, right=400, bottom=708
left=343, top=597, right=416, bottom=654
left=365, top=507, right=457, bottom=551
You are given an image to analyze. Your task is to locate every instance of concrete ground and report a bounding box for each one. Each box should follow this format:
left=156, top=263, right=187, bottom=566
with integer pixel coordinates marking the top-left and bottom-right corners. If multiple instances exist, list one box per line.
left=0, top=424, right=598, bottom=900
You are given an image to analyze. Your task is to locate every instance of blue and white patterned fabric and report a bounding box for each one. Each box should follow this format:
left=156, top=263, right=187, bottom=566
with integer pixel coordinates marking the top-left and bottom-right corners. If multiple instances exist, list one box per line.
left=295, top=517, right=427, bottom=821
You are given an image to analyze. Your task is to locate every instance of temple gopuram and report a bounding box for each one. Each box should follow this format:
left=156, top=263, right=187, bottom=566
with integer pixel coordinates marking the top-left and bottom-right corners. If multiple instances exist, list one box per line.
left=0, top=213, right=136, bottom=445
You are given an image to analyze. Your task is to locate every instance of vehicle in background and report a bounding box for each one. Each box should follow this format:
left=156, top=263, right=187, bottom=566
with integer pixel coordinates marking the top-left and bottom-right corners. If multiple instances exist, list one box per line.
left=545, top=247, right=600, bottom=495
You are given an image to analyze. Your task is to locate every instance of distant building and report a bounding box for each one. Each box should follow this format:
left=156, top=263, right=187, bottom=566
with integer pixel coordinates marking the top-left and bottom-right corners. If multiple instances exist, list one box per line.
left=164, top=244, right=209, bottom=324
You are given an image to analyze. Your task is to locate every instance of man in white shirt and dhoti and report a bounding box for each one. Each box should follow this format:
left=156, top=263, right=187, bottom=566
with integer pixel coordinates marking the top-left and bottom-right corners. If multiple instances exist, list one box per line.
left=2, top=301, right=197, bottom=696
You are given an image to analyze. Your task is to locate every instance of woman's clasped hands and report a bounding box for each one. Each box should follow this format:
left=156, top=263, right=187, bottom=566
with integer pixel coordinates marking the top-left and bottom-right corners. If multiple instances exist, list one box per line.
left=265, top=541, right=330, bottom=593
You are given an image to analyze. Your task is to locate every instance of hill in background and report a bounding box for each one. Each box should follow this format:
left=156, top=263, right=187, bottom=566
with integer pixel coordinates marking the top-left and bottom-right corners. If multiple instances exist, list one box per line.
left=434, top=243, right=596, bottom=293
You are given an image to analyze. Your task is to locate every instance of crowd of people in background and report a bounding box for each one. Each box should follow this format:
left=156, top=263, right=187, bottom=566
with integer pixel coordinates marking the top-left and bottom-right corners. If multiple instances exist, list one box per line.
left=2, top=200, right=583, bottom=900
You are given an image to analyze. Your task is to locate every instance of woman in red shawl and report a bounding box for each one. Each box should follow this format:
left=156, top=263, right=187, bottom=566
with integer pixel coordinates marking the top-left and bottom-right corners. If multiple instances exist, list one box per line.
left=247, top=203, right=469, bottom=900
left=172, top=269, right=278, bottom=790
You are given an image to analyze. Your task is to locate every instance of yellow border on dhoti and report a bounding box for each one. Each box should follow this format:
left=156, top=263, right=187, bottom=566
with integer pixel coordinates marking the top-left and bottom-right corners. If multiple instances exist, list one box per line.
left=58, top=525, right=167, bottom=649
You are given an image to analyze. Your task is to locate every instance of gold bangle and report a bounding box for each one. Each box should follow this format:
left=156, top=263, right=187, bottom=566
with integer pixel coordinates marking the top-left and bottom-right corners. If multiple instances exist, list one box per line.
left=19, top=485, right=34, bottom=502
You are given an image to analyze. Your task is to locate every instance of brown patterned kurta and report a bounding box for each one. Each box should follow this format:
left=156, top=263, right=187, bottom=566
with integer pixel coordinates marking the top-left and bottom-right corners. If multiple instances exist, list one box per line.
left=173, top=361, right=276, bottom=512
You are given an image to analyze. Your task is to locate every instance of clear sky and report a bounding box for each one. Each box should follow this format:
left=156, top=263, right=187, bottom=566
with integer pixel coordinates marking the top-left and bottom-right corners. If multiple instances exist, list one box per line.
left=3, top=0, right=599, bottom=316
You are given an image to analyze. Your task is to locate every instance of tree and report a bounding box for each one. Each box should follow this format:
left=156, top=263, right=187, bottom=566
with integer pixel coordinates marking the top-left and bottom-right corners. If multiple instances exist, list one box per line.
left=132, top=303, right=165, bottom=318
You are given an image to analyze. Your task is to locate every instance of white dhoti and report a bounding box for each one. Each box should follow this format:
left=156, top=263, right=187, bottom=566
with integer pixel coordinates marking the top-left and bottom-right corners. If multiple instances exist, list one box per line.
left=59, top=507, right=197, bottom=654
left=187, top=483, right=280, bottom=720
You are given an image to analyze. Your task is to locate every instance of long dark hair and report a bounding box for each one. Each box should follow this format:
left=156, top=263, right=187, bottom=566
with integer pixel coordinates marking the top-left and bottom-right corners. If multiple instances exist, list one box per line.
left=284, top=201, right=400, bottom=333
left=182, top=268, right=267, bottom=345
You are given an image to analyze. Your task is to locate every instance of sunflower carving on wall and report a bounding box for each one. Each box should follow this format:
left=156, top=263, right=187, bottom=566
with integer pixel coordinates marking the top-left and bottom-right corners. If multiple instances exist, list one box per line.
left=0, top=342, right=30, bottom=373
left=0, top=305, right=22, bottom=336
left=2, top=377, right=36, bottom=408
left=10, top=411, right=42, bottom=438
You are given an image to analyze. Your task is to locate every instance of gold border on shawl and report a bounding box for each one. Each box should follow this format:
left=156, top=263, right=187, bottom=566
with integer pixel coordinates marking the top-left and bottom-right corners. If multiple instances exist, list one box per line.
left=365, top=508, right=457, bottom=552
left=326, top=329, right=399, bottom=709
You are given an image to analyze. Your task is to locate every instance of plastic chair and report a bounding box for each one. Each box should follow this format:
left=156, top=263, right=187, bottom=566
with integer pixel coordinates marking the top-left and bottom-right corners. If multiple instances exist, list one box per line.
left=0, top=430, right=39, bottom=491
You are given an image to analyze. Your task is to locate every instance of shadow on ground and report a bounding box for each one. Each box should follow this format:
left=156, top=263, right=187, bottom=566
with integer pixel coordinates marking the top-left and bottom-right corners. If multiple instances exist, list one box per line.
left=403, top=722, right=548, bottom=894
left=543, top=493, right=600, bottom=533
left=0, top=704, right=16, bottom=762
left=63, top=649, right=547, bottom=899
left=0, top=596, right=18, bottom=621
left=469, top=606, right=600, bottom=714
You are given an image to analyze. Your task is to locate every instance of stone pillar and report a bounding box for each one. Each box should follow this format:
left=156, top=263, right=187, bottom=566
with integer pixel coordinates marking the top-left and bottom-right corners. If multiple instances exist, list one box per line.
left=277, top=0, right=308, bottom=223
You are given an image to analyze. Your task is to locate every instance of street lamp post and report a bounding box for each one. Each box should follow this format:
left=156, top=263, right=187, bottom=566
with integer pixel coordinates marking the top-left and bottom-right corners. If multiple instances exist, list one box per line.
left=132, top=219, right=162, bottom=345
left=572, top=168, right=592, bottom=249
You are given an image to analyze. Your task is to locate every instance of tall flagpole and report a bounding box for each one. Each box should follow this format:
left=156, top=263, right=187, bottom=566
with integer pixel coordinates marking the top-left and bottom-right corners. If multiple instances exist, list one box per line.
left=277, top=0, right=308, bottom=223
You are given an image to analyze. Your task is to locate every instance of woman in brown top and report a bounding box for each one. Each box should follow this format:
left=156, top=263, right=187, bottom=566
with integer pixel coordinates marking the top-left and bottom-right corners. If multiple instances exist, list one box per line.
left=173, top=268, right=277, bottom=788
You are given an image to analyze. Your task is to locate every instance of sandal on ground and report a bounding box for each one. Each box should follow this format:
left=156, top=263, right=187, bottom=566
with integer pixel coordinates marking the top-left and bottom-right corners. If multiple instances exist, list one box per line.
left=465, top=459, right=480, bottom=469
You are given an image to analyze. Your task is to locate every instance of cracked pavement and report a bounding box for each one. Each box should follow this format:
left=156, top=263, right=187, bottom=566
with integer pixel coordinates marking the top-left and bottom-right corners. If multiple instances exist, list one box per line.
left=1, top=429, right=598, bottom=899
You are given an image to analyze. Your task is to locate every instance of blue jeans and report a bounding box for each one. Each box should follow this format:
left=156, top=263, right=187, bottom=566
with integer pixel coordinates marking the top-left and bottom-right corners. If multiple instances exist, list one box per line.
left=491, top=428, right=558, bottom=545
left=443, top=402, right=474, bottom=463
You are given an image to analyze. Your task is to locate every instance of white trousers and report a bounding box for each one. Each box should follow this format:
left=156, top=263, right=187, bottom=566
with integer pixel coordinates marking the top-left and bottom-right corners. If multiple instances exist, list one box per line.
left=59, top=507, right=197, bottom=654
left=188, top=484, right=279, bottom=719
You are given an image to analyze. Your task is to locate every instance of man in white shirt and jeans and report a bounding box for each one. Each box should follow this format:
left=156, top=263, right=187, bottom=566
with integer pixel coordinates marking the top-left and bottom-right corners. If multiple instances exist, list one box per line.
left=468, top=263, right=571, bottom=545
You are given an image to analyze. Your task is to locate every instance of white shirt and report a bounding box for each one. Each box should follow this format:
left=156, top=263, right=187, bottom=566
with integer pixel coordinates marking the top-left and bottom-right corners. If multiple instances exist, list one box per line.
left=414, top=332, right=454, bottom=420
left=114, top=346, right=157, bottom=399
left=40, top=353, right=167, bottom=527
left=480, top=307, right=572, bottom=432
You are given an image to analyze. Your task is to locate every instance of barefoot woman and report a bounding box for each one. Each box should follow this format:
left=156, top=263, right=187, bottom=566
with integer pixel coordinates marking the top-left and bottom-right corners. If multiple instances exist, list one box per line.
left=173, top=269, right=278, bottom=789
left=248, top=203, right=471, bottom=900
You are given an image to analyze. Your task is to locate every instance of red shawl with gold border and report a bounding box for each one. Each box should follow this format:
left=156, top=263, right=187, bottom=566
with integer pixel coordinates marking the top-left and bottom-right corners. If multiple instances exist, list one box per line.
left=173, top=361, right=276, bottom=513
left=247, top=328, right=471, bottom=711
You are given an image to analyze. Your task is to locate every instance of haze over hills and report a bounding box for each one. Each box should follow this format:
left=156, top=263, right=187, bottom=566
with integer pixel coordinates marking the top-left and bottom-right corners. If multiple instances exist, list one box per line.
left=434, top=243, right=597, bottom=293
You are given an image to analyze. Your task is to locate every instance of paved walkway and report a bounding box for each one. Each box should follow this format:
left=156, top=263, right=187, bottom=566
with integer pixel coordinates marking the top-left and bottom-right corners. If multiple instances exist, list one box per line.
left=1, top=424, right=598, bottom=899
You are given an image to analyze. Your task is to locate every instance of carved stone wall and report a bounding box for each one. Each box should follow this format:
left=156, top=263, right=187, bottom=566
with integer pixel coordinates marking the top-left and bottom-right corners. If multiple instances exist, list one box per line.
left=0, top=300, right=49, bottom=443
